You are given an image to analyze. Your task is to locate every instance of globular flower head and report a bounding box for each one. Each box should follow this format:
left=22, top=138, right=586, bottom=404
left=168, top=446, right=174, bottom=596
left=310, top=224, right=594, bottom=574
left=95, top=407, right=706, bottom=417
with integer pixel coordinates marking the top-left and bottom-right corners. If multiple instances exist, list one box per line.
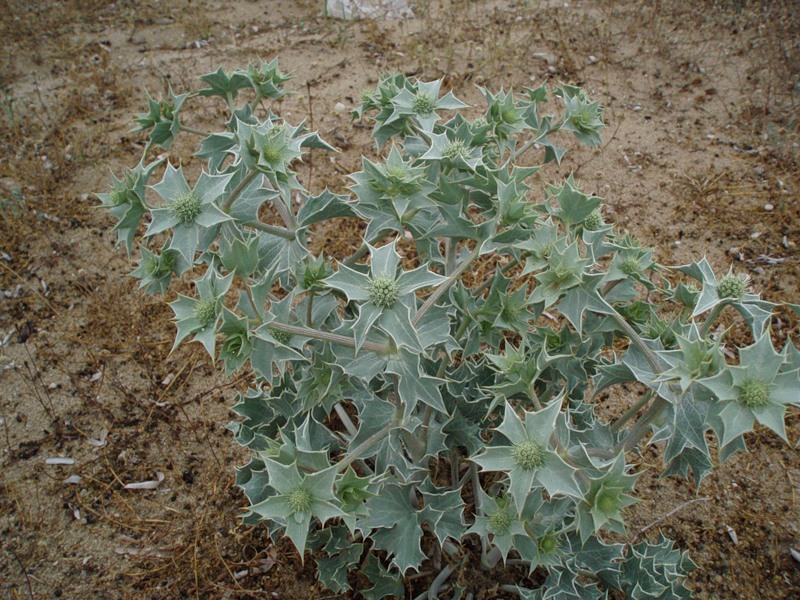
left=620, top=258, right=640, bottom=276
left=369, top=275, right=399, bottom=308
left=194, top=299, right=218, bottom=327
left=443, top=139, right=469, bottom=161
left=717, top=270, right=750, bottom=301
left=513, top=440, right=545, bottom=471
left=737, top=379, right=770, bottom=408
left=171, top=191, right=202, bottom=223
left=488, top=509, right=512, bottom=535
left=413, top=92, right=436, bottom=116
left=287, top=487, right=313, bottom=513
left=583, top=209, right=603, bottom=231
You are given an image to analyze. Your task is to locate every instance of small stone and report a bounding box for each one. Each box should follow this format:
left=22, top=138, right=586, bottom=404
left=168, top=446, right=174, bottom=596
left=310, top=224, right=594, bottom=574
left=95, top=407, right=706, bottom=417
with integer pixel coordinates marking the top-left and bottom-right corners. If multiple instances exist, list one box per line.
left=764, top=203, right=774, bottom=211
left=334, top=102, right=346, bottom=113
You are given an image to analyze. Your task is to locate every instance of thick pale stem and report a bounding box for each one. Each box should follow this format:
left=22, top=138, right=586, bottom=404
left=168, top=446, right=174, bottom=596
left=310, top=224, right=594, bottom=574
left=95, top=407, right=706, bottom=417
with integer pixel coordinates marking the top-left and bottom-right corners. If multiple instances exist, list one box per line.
left=268, top=322, right=389, bottom=354
left=274, top=191, right=297, bottom=230
left=610, top=390, right=653, bottom=433
left=614, top=396, right=670, bottom=454
left=483, top=547, right=503, bottom=570
left=334, top=403, right=358, bottom=437
left=413, top=244, right=482, bottom=327
left=250, top=91, right=263, bottom=113
left=509, top=118, right=564, bottom=162
left=337, top=421, right=395, bottom=473
left=343, top=233, right=389, bottom=268
left=305, top=292, right=315, bottom=327
left=246, top=220, right=295, bottom=239
left=474, top=256, right=519, bottom=296
left=445, top=238, right=457, bottom=276
left=179, top=124, right=212, bottom=137
left=471, top=463, right=492, bottom=568
left=607, top=306, right=663, bottom=374
left=222, top=170, right=258, bottom=212
left=699, top=301, right=729, bottom=337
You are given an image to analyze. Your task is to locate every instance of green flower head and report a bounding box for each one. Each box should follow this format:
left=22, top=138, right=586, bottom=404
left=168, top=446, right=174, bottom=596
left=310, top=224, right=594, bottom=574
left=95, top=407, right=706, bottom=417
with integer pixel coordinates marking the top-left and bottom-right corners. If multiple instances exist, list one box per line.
left=512, top=440, right=545, bottom=471
left=717, top=270, right=750, bottom=301
left=471, top=400, right=581, bottom=514
left=369, top=275, right=400, bottom=309
left=701, top=332, right=799, bottom=447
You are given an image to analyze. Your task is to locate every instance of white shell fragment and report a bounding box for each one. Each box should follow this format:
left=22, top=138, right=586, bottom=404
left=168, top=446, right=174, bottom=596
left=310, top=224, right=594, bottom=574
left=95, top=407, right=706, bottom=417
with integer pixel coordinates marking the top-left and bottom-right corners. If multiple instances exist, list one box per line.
left=124, top=471, right=165, bottom=490
left=46, top=457, right=75, bottom=465
left=725, top=524, right=738, bottom=545
left=87, top=428, right=108, bottom=447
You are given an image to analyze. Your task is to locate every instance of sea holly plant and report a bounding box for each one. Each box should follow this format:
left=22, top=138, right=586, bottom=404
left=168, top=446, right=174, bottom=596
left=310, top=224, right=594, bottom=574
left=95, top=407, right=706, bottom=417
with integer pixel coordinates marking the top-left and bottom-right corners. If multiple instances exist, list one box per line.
left=100, top=62, right=800, bottom=598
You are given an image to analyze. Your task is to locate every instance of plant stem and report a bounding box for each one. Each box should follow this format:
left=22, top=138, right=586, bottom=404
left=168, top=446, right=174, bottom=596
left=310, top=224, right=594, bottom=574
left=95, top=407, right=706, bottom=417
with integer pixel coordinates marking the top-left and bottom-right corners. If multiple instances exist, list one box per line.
left=471, top=463, right=492, bottom=568
left=445, top=238, right=457, bottom=276
left=613, top=396, right=670, bottom=454
left=274, top=191, right=297, bottom=230
left=343, top=242, right=370, bottom=267
left=483, top=547, right=503, bottom=570
left=179, top=124, right=212, bottom=137
left=245, top=286, right=262, bottom=323
left=699, top=301, right=728, bottom=337
left=305, top=292, right=315, bottom=327
left=610, top=390, right=653, bottom=433
left=268, top=322, right=389, bottom=354
left=527, top=383, right=543, bottom=410
left=427, top=562, right=460, bottom=600
left=245, top=220, right=295, bottom=239
left=222, top=170, right=258, bottom=212
left=334, top=403, right=358, bottom=437
left=413, top=244, right=482, bottom=327
left=606, top=305, right=663, bottom=373
left=250, top=91, right=263, bottom=113
left=600, top=278, right=622, bottom=298
left=343, top=233, right=388, bottom=267
left=337, top=421, right=395, bottom=473
left=509, top=120, right=563, bottom=162
left=474, top=256, right=519, bottom=296
left=453, top=313, right=472, bottom=343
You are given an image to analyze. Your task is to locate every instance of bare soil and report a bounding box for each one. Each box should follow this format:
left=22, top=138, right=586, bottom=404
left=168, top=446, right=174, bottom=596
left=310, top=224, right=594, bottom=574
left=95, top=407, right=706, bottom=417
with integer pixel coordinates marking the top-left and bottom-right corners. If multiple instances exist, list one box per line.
left=1, top=1, right=798, bottom=598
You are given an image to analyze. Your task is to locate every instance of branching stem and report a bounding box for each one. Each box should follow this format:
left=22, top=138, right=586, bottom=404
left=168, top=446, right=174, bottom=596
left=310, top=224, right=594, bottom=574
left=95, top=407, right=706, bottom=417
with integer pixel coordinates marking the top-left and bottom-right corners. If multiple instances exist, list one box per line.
left=179, top=124, right=213, bottom=137
left=413, top=244, right=482, bottom=326
left=222, top=170, right=258, bottom=212
left=268, top=322, right=389, bottom=354
left=337, top=421, right=395, bottom=473
left=610, top=390, right=653, bottom=433
left=245, top=220, right=295, bottom=239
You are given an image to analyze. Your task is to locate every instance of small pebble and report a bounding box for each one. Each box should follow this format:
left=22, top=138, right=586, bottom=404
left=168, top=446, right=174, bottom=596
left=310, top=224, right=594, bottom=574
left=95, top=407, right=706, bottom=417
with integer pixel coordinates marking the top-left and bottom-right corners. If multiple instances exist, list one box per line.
left=764, top=203, right=773, bottom=211
left=334, top=102, right=346, bottom=113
